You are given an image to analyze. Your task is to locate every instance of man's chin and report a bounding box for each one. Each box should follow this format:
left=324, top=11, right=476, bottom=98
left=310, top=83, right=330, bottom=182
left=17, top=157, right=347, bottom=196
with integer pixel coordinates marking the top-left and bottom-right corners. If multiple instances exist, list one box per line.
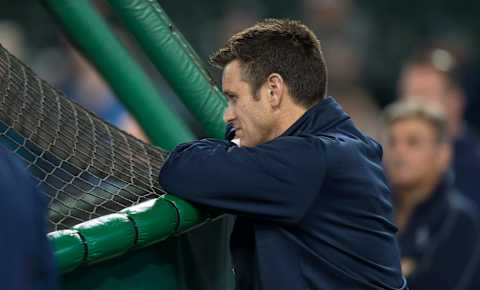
left=391, top=179, right=419, bottom=193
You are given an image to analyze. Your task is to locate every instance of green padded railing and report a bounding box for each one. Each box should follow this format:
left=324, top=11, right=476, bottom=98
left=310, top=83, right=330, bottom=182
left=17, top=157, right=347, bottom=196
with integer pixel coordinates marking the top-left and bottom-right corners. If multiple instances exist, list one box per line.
left=48, top=195, right=208, bottom=273
left=43, top=2, right=233, bottom=288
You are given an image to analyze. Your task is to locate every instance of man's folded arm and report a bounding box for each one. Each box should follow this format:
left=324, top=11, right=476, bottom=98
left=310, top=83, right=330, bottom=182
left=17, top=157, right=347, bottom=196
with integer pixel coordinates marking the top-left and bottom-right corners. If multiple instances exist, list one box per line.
left=159, top=137, right=325, bottom=224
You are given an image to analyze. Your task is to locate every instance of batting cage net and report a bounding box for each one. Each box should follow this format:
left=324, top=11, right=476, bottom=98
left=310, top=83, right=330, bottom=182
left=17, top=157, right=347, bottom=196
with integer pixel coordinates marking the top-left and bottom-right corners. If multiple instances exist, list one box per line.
left=0, top=44, right=170, bottom=232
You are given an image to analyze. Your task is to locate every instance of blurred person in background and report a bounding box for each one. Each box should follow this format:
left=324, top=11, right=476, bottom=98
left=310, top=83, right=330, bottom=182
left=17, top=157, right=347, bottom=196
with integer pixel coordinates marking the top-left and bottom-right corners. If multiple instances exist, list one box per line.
left=327, top=42, right=383, bottom=140
left=398, top=49, right=480, bottom=207
left=33, top=41, right=147, bottom=141
left=335, top=90, right=383, bottom=141
left=301, top=0, right=382, bottom=139
left=61, top=46, right=147, bottom=141
left=0, top=150, right=58, bottom=290
left=383, top=101, right=480, bottom=290
left=0, top=21, right=26, bottom=61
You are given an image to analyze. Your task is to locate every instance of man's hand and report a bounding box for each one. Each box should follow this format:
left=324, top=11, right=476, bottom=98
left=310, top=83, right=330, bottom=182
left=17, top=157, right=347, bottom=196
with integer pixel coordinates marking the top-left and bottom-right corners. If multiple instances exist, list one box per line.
left=225, top=124, right=241, bottom=146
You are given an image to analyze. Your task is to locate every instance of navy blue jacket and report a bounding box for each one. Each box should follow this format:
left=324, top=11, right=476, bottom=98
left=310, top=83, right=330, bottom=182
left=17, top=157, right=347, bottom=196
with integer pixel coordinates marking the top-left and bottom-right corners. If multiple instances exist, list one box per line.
left=0, top=151, right=58, bottom=290
left=160, top=97, right=407, bottom=290
left=453, top=125, right=480, bottom=207
left=398, top=175, right=480, bottom=290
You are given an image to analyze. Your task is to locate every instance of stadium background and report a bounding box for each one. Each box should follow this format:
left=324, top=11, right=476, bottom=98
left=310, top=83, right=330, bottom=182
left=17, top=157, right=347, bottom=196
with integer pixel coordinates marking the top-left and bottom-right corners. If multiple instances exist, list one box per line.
left=1, top=1, right=480, bottom=289
left=3, top=0, right=480, bottom=136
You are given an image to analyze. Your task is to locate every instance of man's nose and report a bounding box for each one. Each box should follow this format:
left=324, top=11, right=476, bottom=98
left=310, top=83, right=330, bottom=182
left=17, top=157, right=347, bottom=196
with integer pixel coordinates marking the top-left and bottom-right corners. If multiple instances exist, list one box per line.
left=223, top=104, right=236, bottom=124
left=387, top=142, right=407, bottom=158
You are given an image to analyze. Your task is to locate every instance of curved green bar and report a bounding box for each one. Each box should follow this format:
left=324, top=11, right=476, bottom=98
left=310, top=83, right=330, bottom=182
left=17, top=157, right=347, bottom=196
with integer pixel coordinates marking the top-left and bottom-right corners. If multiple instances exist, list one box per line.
left=44, top=0, right=194, bottom=149
left=121, top=197, right=178, bottom=248
left=162, top=194, right=206, bottom=233
left=48, top=196, right=210, bottom=273
left=73, top=213, right=136, bottom=265
left=107, top=0, right=227, bottom=138
left=44, top=0, right=231, bottom=282
left=47, top=230, right=85, bottom=273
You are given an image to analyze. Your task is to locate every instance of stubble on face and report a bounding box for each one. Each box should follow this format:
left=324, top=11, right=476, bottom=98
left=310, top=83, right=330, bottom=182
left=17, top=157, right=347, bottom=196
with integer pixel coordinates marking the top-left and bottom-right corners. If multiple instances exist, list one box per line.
left=222, top=60, right=274, bottom=147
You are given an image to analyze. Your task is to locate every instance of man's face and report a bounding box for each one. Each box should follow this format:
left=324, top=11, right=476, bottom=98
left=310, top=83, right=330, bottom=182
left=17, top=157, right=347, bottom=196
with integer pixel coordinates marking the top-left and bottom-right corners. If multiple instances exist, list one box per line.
left=222, top=60, right=275, bottom=147
left=399, top=65, right=449, bottom=105
left=383, top=118, right=450, bottom=191
left=398, top=65, right=463, bottom=136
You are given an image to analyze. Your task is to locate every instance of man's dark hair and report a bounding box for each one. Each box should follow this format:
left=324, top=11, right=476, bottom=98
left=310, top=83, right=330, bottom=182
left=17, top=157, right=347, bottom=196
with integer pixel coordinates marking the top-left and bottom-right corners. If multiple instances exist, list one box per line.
left=210, top=18, right=328, bottom=108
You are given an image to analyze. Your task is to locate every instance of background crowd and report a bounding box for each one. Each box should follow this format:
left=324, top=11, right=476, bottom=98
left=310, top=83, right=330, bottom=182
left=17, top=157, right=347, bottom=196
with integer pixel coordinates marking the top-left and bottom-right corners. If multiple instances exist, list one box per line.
left=1, top=1, right=480, bottom=289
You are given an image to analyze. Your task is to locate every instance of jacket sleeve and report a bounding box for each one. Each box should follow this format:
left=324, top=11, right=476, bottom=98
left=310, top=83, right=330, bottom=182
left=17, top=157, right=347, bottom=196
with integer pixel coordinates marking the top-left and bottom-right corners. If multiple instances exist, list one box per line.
left=159, top=137, right=326, bottom=224
left=0, top=153, right=58, bottom=290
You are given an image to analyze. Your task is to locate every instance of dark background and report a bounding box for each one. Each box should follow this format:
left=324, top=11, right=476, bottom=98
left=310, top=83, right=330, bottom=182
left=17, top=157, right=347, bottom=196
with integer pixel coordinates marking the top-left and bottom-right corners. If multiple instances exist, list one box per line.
left=1, top=0, right=479, bottom=137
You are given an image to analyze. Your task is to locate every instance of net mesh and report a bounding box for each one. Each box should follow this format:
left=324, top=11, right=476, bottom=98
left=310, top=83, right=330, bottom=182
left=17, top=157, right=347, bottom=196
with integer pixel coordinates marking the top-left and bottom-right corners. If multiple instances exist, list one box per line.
left=0, top=44, right=170, bottom=232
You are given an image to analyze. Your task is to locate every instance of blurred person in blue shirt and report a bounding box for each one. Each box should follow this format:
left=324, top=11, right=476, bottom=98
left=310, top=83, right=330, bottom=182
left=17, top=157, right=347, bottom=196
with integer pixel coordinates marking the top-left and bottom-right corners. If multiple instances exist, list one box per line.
left=0, top=150, right=58, bottom=290
left=398, top=49, right=480, bottom=208
left=383, top=101, right=480, bottom=290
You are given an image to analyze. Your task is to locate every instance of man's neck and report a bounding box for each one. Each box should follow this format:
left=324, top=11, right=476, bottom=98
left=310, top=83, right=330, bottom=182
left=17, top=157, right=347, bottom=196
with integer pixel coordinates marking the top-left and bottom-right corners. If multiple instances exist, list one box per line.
left=450, top=119, right=464, bottom=140
left=270, top=103, right=308, bottom=139
left=394, top=178, right=438, bottom=232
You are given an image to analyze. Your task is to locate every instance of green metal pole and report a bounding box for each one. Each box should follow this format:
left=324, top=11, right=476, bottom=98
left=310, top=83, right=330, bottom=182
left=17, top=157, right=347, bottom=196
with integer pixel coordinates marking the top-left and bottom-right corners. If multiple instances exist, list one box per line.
left=107, top=0, right=227, bottom=138
left=105, top=4, right=234, bottom=289
left=104, top=0, right=234, bottom=289
left=42, top=3, right=233, bottom=289
left=43, top=0, right=195, bottom=149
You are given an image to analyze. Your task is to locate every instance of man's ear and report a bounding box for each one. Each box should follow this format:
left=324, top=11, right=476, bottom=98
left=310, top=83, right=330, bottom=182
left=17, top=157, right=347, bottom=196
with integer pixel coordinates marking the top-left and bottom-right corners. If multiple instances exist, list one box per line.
left=266, top=73, right=285, bottom=108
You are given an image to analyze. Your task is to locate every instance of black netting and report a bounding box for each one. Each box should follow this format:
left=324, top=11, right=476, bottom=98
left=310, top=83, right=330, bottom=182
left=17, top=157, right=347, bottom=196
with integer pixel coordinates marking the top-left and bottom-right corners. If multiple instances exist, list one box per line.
left=0, top=44, right=170, bottom=231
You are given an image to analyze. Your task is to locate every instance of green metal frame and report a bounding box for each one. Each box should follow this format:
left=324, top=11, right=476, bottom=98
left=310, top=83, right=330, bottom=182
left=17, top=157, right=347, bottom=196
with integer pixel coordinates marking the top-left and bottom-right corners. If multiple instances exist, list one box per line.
left=43, top=2, right=233, bottom=288
left=44, top=0, right=195, bottom=149
left=107, top=0, right=227, bottom=138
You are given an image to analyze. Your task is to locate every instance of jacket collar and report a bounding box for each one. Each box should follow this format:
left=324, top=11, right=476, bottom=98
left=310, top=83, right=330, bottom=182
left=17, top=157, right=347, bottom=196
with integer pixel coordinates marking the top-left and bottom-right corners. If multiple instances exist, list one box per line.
left=400, top=173, right=454, bottom=236
left=397, top=174, right=456, bottom=253
left=281, top=96, right=351, bottom=137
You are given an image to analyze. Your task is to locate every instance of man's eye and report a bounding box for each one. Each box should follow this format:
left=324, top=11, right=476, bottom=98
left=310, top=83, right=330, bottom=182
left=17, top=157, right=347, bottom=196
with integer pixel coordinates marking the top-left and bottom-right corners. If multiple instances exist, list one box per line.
left=406, top=137, right=421, bottom=147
